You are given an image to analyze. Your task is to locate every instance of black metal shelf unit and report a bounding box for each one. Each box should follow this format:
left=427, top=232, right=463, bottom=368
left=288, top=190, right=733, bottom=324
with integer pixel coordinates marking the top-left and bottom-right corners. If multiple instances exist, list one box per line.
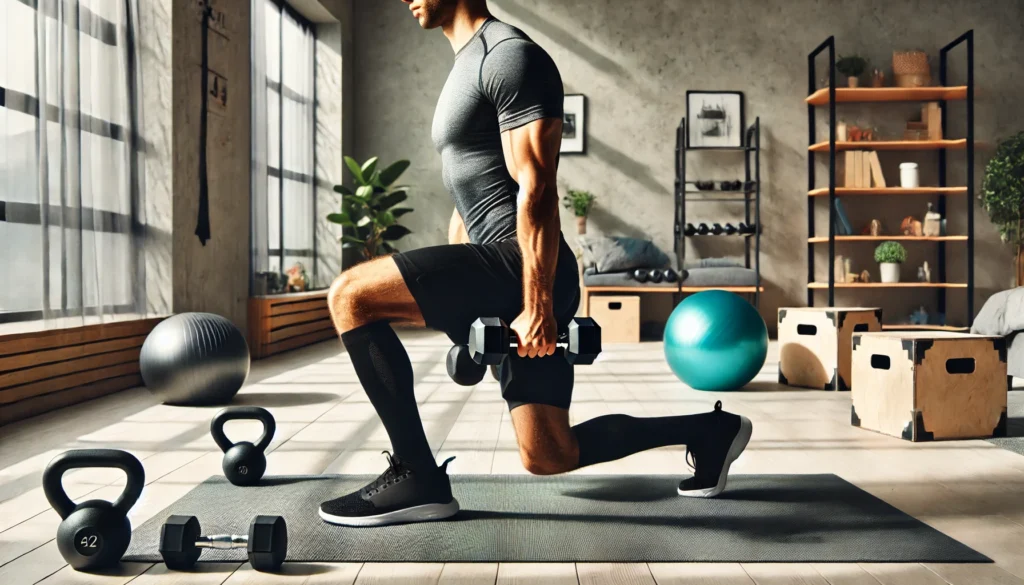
left=806, top=32, right=975, bottom=326
left=673, top=117, right=762, bottom=308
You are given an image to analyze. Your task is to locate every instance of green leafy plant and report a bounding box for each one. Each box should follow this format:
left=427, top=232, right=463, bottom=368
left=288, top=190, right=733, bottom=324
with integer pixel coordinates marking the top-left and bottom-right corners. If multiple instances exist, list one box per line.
left=561, top=188, right=596, bottom=218
left=329, top=156, right=413, bottom=260
left=980, top=131, right=1024, bottom=251
left=874, top=241, right=907, bottom=264
left=836, top=55, right=868, bottom=78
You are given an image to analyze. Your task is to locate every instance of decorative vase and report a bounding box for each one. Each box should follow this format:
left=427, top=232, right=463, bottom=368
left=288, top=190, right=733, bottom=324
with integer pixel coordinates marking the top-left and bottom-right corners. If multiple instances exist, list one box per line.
left=847, top=76, right=860, bottom=88
left=576, top=216, right=587, bottom=235
left=880, top=262, right=900, bottom=283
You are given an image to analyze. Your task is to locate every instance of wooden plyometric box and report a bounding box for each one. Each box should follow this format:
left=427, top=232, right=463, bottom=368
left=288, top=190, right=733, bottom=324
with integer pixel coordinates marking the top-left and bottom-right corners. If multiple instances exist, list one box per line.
left=778, top=307, right=882, bottom=390
left=851, top=332, right=1008, bottom=441
left=588, top=295, right=640, bottom=343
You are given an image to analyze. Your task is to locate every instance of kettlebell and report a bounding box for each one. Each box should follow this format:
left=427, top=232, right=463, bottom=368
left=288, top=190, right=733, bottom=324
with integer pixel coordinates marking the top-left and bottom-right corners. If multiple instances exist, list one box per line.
left=211, top=406, right=276, bottom=486
left=43, top=449, right=144, bottom=572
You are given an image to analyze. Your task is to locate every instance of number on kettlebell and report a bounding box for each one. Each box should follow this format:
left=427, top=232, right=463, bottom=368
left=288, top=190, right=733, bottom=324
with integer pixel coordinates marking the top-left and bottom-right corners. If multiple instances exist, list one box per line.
left=211, top=407, right=275, bottom=486
left=43, top=449, right=144, bottom=572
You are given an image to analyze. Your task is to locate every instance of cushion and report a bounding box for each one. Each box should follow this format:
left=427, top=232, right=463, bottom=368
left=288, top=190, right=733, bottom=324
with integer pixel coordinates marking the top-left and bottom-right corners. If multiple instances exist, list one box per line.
left=578, top=236, right=670, bottom=273
left=683, top=267, right=758, bottom=287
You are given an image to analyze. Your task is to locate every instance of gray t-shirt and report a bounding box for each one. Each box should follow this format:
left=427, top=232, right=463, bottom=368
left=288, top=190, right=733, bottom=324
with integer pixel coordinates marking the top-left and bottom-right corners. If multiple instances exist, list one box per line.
left=431, top=19, right=563, bottom=245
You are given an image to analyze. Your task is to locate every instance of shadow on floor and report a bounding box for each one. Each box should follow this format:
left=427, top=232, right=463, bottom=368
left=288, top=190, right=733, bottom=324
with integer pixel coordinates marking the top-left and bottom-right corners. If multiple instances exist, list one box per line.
left=232, top=392, right=340, bottom=408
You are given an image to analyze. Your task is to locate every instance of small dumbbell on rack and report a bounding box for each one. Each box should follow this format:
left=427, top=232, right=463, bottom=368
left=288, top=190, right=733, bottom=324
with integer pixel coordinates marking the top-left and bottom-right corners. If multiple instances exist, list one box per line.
left=160, top=515, right=288, bottom=573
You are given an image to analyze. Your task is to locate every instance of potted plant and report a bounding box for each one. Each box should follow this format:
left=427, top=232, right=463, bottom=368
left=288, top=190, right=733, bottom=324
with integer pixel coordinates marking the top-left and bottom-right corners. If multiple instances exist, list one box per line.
left=836, top=55, right=868, bottom=88
left=329, top=156, right=414, bottom=261
left=561, top=188, right=596, bottom=234
left=980, top=131, right=1024, bottom=287
left=874, top=241, right=907, bottom=283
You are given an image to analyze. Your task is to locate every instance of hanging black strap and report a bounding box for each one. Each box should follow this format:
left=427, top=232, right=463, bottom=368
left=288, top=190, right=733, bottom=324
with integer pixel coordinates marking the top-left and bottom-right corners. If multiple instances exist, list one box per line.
left=195, top=1, right=212, bottom=246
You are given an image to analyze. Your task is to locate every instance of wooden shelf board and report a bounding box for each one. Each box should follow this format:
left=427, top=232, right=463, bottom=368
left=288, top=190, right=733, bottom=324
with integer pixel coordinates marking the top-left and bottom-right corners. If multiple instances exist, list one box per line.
left=806, top=86, right=967, bottom=106
left=881, top=324, right=970, bottom=332
left=808, top=236, right=968, bottom=243
left=809, top=139, right=967, bottom=152
left=584, top=286, right=764, bottom=294
left=808, top=282, right=967, bottom=289
left=808, top=187, right=968, bottom=197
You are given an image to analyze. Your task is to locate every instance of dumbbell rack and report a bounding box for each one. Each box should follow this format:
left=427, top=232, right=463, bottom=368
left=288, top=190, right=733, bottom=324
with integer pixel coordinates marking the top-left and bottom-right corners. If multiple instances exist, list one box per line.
left=673, top=117, right=763, bottom=308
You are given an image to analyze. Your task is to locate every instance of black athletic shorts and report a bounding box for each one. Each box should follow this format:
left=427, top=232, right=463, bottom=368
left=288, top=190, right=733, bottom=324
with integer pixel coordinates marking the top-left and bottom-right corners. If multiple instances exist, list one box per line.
left=392, top=236, right=580, bottom=411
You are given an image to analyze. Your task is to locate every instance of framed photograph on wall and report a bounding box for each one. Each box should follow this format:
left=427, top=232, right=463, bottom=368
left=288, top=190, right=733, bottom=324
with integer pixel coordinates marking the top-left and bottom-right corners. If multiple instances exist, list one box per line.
left=561, top=94, right=586, bottom=154
left=686, top=91, right=745, bottom=149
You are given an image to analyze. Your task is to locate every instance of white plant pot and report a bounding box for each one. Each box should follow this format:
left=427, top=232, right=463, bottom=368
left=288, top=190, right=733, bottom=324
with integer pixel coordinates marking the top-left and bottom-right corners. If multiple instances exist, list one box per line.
left=880, top=263, right=900, bottom=283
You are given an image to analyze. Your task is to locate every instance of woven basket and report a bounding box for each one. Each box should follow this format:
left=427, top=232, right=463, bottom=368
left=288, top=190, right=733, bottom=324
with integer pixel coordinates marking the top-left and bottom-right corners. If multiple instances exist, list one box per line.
left=893, top=51, right=930, bottom=74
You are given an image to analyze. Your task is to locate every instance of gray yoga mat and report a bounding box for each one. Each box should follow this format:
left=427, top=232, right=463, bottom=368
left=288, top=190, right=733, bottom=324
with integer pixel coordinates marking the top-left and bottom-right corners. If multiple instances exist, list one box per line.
left=123, top=474, right=988, bottom=563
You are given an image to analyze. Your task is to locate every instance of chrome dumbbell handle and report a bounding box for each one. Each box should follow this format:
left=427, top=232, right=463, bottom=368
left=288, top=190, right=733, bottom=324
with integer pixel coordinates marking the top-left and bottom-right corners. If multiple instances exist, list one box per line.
left=196, top=534, right=248, bottom=550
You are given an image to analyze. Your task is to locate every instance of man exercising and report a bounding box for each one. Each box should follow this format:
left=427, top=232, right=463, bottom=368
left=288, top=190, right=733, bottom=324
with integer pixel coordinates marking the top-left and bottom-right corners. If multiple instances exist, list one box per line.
left=319, top=0, right=753, bottom=527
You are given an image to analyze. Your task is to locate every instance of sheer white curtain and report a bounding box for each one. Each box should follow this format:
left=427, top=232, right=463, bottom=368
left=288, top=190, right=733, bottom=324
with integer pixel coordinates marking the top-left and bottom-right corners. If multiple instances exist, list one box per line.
left=0, top=0, right=146, bottom=333
left=251, top=0, right=317, bottom=294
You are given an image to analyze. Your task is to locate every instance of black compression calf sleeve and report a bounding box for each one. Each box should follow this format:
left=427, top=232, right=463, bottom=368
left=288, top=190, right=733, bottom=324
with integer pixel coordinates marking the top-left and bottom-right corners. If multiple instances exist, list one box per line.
left=340, top=321, right=436, bottom=472
left=573, top=412, right=715, bottom=468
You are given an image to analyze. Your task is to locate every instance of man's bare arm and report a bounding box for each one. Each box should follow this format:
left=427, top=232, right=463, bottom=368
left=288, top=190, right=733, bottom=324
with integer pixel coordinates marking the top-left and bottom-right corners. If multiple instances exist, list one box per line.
left=505, top=117, right=562, bottom=358
left=449, top=209, right=470, bottom=245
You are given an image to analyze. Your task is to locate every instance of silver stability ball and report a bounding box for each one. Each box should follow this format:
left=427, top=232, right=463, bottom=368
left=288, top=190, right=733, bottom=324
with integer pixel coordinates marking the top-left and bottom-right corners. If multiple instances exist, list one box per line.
left=140, top=313, right=250, bottom=406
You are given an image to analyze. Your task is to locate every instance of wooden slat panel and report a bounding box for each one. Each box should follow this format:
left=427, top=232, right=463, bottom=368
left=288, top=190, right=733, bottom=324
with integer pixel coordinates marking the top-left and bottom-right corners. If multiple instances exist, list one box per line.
left=253, top=289, right=328, bottom=302
left=0, top=360, right=140, bottom=405
left=0, top=318, right=161, bottom=357
left=0, top=374, right=142, bottom=427
left=268, top=318, right=334, bottom=344
left=248, top=297, right=272, bottom=350
left=0, top=334, right=145, bottom=372
left=263, top=328, right=338, bottom=357
left=269, top=308, right=331, bottom=330
left=0, top=348, right=141, bottom=390
left=269, top=297, right=328, bottom=317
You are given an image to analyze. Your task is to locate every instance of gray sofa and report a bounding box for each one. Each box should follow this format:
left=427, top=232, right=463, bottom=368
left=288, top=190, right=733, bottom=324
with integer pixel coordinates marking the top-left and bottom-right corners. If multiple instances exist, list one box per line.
left=971, top=287, right=1024, bottom=378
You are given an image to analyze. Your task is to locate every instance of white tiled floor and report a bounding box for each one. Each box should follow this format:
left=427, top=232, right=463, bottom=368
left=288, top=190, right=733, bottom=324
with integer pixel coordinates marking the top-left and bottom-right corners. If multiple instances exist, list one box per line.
left=2, top=331, right=1024, bottom=584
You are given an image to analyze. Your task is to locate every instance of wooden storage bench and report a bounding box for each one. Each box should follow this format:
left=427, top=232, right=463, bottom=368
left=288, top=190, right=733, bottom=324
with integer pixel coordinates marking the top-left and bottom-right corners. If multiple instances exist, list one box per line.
left=778, top=307, right=882, bottom=390
left=851, top=331, right=1008, bottom=441
left=248, top=291, right=335, bottom=359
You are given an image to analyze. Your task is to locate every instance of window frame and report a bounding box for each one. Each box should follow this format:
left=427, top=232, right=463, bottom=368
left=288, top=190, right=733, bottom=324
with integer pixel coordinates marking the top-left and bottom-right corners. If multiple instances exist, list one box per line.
left=265, top=0, right=318, bottom=284
left=0, top=0, right=143, bottom=325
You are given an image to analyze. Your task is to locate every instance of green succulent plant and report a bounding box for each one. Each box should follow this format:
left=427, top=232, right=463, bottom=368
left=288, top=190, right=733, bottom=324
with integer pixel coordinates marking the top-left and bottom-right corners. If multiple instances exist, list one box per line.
left=874, top=241, right=907, bottom=264
left=561, top=188, right=596, bottom=217
left=329, top=156, right=413, bottom=261
left=836, top=55, right=868, bottom=78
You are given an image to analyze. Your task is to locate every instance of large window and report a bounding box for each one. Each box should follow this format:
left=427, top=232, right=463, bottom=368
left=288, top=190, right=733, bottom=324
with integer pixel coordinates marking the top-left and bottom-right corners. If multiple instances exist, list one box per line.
left=0, top=0, right=142, bottom=328
left=256, top=0, right=317, bottom=289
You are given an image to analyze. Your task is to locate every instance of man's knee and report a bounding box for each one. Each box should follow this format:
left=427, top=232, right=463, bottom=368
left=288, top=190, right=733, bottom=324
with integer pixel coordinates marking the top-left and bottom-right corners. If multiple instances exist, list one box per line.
left=328, top=269, right=373, bottom=327
left=518, top=442, right=577, bottom=476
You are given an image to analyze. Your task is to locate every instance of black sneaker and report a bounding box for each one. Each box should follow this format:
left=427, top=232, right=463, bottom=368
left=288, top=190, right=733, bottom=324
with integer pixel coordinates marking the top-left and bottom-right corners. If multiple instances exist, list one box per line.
left=678, top=401, right=752, bottom=498
left=319, top=452, right=459, bottom=527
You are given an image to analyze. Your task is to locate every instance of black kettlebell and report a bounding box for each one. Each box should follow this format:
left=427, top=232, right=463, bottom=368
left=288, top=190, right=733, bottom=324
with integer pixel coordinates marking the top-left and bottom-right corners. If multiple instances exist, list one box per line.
left=43, top=449, right=144, bottom=572
left=211, top=407, right=276, bottom=486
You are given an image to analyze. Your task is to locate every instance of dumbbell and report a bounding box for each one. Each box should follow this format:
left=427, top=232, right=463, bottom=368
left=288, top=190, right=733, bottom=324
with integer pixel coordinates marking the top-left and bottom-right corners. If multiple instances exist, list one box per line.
left=160, top=515, right=287, bottom=572
left=711, top=223, right=725, bottom=235
left=696, top=223, right=711, bottom=235
left=468, top=317, right=602, bottom=366
left=723, top=223, right=738, bottom=235
left=648, top=269, right=665, bottom=283
left=211, top=407, right=276, bottom=486
left=446, top=345, right=502, bottom=386
left=43, top=449, right=144, bottom=572
left=632, top=268, right=650, bottom=283
left=662, top=268, right=681, bottom=283
left=683, top=223, right=697, bottom=237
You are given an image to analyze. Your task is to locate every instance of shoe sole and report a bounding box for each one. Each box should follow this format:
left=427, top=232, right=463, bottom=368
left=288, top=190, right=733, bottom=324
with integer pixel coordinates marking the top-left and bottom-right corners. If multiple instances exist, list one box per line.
left=678, top=415, right=753, bottom=499
left=319, top=499, right=460, bottom=527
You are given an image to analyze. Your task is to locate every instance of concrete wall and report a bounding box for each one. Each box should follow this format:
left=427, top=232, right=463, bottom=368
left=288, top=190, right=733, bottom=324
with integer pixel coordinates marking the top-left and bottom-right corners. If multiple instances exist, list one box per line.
left=351, top=0, right=1024, bottom=330
left=171, top=0, right=253, bottom=334
left=315, top=23, right=344, bottom=288
left=138, top=0, right=173, bottom=316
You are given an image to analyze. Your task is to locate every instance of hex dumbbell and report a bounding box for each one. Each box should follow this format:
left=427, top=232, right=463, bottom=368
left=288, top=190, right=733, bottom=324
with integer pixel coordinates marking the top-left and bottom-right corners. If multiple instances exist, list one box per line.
left=160, top=515, right=287, bottom=572
left=446, top=345, right=501, bottom=387
left=468, top=317, right=602, bottom=366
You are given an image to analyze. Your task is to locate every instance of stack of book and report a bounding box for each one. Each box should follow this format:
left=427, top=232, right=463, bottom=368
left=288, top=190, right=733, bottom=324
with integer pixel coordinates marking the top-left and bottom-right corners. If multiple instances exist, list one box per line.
left=843, top=151, right=887, bottom=188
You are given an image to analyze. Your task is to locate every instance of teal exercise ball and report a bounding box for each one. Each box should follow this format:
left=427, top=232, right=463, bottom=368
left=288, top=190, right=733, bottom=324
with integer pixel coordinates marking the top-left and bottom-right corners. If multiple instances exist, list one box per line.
left=664, top=290, right=768, bottom=391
